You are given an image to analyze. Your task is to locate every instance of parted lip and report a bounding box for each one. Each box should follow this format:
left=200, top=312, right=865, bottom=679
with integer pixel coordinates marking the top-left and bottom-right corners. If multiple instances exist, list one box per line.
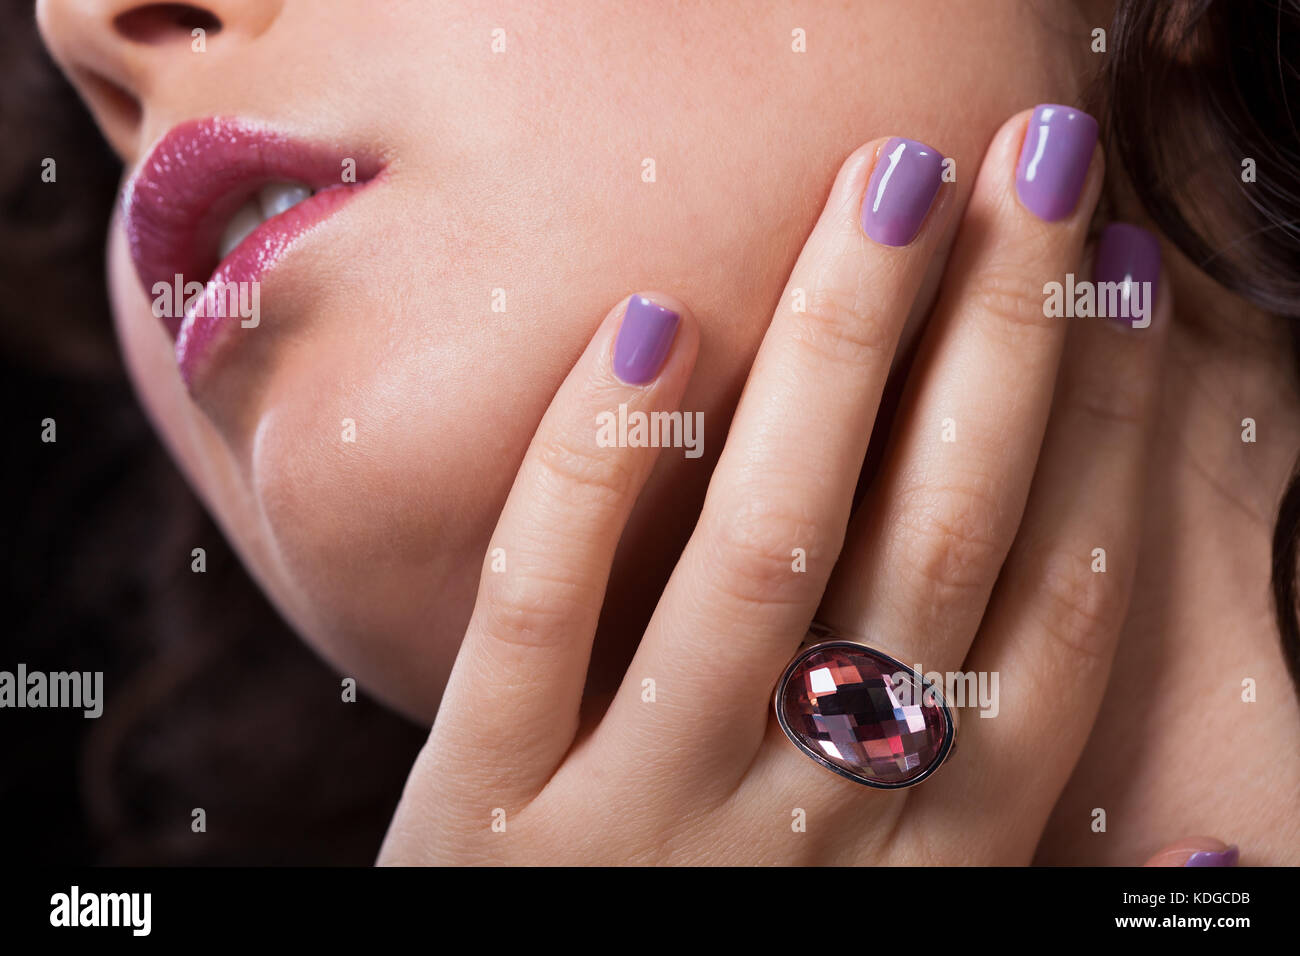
left=120, top=116, right=383, bottom=382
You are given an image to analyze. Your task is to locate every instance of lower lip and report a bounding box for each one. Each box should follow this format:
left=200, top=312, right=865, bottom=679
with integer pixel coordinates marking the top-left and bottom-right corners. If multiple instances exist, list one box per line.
left=174, top=182, right=365, bottom=385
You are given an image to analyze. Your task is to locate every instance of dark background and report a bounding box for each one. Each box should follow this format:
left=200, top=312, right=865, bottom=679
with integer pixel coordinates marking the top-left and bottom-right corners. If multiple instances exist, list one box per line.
left=1, top=1, right=424, bottom=865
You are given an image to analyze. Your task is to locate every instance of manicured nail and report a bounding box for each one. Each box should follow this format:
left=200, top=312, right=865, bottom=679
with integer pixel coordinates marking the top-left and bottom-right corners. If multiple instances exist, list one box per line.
left=1185, top=846, right=1239, bottom=867
left=1094, top=222, right=1161, bottom=327
left=1016, top=104, right=1099, bottom=222
left=861, top=137, right=945, bottom=247
left=613, top=296, right=680, bottom=384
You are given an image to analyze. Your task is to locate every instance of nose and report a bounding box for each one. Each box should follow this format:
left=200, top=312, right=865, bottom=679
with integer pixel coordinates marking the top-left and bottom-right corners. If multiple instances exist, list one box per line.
left=36, top=0, right=284, bottom=162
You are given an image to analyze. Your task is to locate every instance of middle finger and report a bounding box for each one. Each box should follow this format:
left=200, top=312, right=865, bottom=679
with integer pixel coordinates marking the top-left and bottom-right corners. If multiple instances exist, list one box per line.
left=601, top=136, right=954, bottom=771
left=821, top=105, right=1102, bottom=678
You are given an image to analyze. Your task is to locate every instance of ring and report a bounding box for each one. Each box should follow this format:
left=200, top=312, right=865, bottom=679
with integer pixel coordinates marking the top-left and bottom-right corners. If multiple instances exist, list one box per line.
left=773, top=624, right=957, bottom=789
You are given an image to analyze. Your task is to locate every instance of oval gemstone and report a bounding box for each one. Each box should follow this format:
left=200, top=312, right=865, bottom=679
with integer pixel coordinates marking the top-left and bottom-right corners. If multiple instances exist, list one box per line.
left=778, top=644, right=950, bottom=786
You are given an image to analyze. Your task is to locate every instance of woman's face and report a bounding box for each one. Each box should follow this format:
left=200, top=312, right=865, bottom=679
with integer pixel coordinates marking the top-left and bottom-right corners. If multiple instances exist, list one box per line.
left=38, top=0, right=1083, bottom=721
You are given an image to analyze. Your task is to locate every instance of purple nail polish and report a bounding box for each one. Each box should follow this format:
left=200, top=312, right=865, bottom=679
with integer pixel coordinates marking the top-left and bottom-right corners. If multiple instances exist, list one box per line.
left=861, top=137, right=945, bottom=247
left=1184, top=846, right=1239, bottom=867
left=613, top=296, right=679, bottom=384
left=1094, top=222, right=1161, bottom=327
left=1016, top=104, right=1099, bottom=222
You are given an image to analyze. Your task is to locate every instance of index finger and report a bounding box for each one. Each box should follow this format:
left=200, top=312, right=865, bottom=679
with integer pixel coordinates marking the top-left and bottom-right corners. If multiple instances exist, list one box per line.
left=432, top=293, right=698, bottom=799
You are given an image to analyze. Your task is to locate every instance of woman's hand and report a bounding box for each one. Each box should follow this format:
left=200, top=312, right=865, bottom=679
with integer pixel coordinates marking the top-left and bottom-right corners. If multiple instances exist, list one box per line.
left=379, top=106, right=1172, bottom=865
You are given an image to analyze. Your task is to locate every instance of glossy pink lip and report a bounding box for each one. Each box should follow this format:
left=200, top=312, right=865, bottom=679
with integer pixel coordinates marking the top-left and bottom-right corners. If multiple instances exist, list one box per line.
left=121, top=117, right=382, bottom=384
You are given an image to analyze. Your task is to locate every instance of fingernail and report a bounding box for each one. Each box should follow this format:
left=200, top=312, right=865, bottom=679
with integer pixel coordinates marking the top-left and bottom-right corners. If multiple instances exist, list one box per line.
left=613, top=296, right=680, bottom=384
left=1094, top=223, right=1161, bottom=327
left=861, top=137, right=945, bottom=247
left=1185, top=845, right=1239, bottom=867
left=1015, top=104, right=1099, bottom=222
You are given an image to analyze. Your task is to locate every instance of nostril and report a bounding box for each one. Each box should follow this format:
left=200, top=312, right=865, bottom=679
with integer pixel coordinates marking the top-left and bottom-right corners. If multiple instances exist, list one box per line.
left=113, top=4, right=223, bottom=45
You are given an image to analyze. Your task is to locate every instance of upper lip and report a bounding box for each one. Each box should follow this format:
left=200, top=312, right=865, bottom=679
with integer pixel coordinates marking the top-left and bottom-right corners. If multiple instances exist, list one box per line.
left=121, top=117, right=382, bottom=336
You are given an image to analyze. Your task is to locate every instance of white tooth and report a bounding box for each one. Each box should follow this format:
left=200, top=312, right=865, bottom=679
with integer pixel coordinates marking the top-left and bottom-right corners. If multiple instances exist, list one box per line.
left=258, top=182, right=312, bottom=219
left=217, top=200, right=263, bottom=259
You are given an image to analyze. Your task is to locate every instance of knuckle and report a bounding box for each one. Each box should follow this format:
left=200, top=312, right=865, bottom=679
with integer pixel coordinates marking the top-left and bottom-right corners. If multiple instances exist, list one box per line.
left=531, top=427, right=636, bottom=510
left=1032, top=549, right=1124, bottom=661
left=705, top=494, right=824, bottom=606
left=967, top=267, right=1059, bottom=337
left=475, top=565, right=591, bottom=650
left=893, top=484, right=1005, bottom=600
left=791, top=285, right=895, bottom=367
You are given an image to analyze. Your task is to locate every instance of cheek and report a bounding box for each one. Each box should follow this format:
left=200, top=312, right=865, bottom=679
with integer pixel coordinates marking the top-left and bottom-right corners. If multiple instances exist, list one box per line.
left=250, top=375, right=471, bottom=588
left=109, top=215, right=522, bottom=720
left=246, top=285, right=539, bottom=587
left=243, top=321, right=532, bottom=712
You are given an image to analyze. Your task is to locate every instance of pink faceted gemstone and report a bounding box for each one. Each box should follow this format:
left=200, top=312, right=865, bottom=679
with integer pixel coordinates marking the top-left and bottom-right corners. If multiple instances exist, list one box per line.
left=779, top=644, right=949, bottom=786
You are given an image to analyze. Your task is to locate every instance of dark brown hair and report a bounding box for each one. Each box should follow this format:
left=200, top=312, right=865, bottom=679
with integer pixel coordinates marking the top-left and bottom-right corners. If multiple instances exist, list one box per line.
left=1105, top=0, right=1300, bottom=688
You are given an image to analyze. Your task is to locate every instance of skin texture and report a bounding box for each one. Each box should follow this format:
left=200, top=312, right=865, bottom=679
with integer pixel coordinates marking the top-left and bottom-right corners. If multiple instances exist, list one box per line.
left=36, top=0, right=1300, bottom=863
